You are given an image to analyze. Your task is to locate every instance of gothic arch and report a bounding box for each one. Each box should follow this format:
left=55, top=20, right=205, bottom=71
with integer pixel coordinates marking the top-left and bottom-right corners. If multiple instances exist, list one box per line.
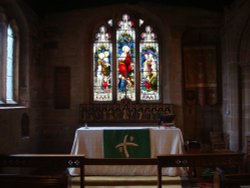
left=0, top=0, right=31, bottom=106
left=90, top=7, right=172, bottom=103
left=76, top=5, right=172, bottom=105
left=238, top=14, right=250, bottom=66
left=224, top=0, right=250, bottom=151
left=237, top=10, right=250, bottom=152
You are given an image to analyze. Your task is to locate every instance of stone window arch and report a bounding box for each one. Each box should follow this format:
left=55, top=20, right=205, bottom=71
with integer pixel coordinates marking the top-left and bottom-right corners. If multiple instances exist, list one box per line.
left=0, top=5, right=29, bottom=107
left=92, top=13, right=161, bottom=103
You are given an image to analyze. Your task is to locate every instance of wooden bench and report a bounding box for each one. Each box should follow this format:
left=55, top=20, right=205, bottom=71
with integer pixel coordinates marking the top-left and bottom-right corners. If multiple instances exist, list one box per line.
left=0, top=154, right=85, bottom=188
left=157, top=152, right=244, bottom=188
left=214, top=167, right=250, bottom=188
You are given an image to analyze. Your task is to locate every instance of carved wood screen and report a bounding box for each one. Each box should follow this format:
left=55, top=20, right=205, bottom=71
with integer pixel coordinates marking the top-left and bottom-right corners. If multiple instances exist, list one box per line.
left=80, top=98, right=173, bottom=123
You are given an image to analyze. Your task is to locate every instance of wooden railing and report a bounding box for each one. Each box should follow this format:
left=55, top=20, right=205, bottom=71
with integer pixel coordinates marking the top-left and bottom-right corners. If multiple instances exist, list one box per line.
left=0, top=154, right=85, bottom=188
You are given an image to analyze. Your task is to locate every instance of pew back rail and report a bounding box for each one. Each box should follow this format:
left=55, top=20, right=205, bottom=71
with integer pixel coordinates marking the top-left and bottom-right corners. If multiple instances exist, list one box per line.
left=0, top=154, right=85, bottom=188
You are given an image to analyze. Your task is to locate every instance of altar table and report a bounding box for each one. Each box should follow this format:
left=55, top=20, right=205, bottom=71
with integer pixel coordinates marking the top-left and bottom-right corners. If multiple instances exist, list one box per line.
left=69, top=126, right=186, bottom=176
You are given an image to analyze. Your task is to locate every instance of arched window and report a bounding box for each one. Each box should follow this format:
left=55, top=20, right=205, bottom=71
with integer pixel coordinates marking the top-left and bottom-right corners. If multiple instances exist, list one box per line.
left=93, top=14, right=160, bottom=102
left=0, top=11, right=19, bottom=105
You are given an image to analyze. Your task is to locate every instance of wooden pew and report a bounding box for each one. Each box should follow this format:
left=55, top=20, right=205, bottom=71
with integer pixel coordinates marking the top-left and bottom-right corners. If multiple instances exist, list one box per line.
left=214, top=167, right=250, bottom=188
left=157, top=152, right=244, bottom=188
left=0, top=154, right=85, bottom=188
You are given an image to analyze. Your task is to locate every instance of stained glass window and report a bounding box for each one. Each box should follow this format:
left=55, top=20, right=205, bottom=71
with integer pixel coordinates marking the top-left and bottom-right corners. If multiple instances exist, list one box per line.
left=93, top=14, right=160, bottom=102
left=140, top=26, right=159, bottom=101
left=93, top=26, right=113, bottom=101
left=117, top=14, right=136, bottom=101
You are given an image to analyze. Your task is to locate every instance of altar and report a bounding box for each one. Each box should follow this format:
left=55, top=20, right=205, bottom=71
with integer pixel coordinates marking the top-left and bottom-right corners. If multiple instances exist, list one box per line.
left=69, top=126, right=186, bottom=176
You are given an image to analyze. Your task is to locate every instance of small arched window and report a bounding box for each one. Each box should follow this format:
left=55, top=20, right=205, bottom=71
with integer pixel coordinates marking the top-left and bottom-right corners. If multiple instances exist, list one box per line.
left=93, top=14, right=160, bottom=102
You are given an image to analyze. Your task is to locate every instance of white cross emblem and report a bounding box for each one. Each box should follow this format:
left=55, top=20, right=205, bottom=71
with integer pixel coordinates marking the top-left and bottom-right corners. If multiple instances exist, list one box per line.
left=115, top=135, right=138, bottom=158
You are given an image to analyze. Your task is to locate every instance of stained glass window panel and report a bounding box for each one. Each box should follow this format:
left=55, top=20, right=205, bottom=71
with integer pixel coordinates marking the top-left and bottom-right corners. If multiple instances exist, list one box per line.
left=140, top=26, right=160, bottom=101
left=116, top=14, right=136, bottom=101
left=92, top=15, right=161, bottom=103
left=93, top=26, right=113, bottom=101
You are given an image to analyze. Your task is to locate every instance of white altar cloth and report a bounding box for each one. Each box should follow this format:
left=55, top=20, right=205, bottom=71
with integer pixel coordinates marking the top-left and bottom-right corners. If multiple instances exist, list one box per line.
left=69, top=126, right=186, bottom=176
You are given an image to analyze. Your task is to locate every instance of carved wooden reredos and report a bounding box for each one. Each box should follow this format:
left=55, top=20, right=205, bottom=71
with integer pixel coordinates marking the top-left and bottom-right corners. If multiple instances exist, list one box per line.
left=80, top=98, right=174, bottom=124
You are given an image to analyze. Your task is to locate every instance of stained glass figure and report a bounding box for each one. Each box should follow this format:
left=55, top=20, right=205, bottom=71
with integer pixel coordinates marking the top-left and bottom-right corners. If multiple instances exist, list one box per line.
left=93, top=26, right=113, bottom=101
left=140, top=26, right=160, bottom=101
left=116, top=14, right=136, bottom=101
left=93, top=15, right=161, bottom=102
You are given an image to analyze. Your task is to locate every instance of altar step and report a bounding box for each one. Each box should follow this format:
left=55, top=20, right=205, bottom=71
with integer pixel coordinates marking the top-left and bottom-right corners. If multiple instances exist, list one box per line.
left=70, top=175, right=181, bottom=187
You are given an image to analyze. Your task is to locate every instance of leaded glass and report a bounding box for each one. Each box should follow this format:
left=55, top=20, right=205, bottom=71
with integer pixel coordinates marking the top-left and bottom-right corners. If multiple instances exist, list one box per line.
left=140, top=26, right=160, bottom=101
left=93, top=26, right=113, bottom=101
left=108, top=19, right=113, bottom=27
left=116, top=14, right=136, bottom=101
left=92, top=15, right=161, bottom=103
left=139, top=19, right=144, bottom=27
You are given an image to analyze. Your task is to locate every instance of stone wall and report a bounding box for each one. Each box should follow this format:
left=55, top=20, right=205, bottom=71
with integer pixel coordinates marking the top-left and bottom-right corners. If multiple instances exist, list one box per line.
left=37, top=3, right=223, bottom=151
left=222, top=0, right=250, bottom=151
left=0, top=0, right=226, bottom=153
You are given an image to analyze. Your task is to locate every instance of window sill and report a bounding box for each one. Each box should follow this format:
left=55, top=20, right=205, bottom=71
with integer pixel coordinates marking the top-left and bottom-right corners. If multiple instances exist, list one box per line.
left=0, top=106, right=27, bottom=110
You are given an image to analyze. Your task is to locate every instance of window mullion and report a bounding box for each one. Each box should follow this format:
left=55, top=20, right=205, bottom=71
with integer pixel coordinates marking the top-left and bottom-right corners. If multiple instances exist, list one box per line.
left=112, top=23, right=117, bottom=102
left=135, top=25, right=140, bottom=102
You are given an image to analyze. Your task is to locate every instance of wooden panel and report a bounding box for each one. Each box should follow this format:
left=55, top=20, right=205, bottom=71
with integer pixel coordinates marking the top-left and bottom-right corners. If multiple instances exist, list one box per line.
left=54, top=67, right=70, bottom=109
left=183, top=46, right=217, bottom=106
left=183, top=45, right=218, bottom=141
